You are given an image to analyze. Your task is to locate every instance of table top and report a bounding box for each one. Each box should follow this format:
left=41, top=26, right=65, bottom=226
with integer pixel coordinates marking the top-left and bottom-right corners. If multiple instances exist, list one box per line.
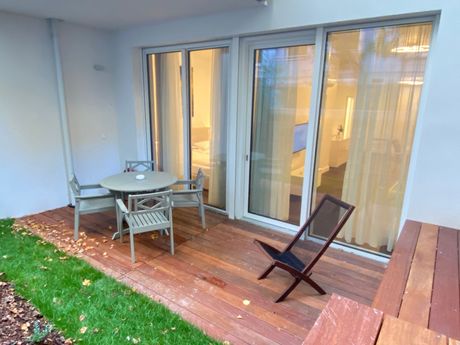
left=100, top=171, right=177, bottom=193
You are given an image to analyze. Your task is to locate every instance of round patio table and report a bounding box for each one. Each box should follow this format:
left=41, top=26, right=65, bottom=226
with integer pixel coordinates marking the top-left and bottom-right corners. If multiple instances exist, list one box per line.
left=100, top=171, right=177, bottom=240
left=100, top=171, right=177, bottom=193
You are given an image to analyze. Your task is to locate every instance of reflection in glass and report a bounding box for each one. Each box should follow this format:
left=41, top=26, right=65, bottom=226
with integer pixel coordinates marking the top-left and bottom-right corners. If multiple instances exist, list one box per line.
left=189, top=48, right=229, bottom=209
left=149, top=52, right=184, bottom=178
left=249, top=45, right=315, bottom=224
left=312, top=23, right=432, bottom=254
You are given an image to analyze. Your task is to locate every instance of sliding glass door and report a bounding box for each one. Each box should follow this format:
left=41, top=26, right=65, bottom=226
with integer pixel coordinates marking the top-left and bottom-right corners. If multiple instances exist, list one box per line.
left=243, top=33, right=316, bottom=226
left=146, top=44, right=229, bottom=210
left=312, top=22, right=432, bottom=254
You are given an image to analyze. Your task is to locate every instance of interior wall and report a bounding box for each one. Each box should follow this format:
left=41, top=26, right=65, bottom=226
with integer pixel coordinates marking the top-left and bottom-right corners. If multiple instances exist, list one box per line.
left=58, top=22, right=120, bottom=184
left=114, top=0, right=460, bottom=229
left=0, top=11, right=68, bottom=218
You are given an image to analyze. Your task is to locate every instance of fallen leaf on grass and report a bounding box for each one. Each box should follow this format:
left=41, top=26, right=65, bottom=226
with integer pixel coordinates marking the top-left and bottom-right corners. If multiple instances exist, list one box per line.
left=80, top=326, right=88, bottom=334
left=79, top=315, right=85, bottom=322
left=82, top=279, right=91, bottom=287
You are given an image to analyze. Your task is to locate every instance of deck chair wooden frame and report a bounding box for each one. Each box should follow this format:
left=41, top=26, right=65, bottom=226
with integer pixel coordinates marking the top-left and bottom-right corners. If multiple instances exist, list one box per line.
left=254, top=194, right=355, bottom=303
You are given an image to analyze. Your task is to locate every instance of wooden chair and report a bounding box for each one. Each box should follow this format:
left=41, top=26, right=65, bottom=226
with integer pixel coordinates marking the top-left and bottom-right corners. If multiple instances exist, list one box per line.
left=116, top=190, right=174, bottom=263
left=254, top=194, right=355, bottom=302
left=171, top=168, right=206, bottom=229
left=125, top=160, right=155, bottom=172
left=69, top=174, right=116, bottom=241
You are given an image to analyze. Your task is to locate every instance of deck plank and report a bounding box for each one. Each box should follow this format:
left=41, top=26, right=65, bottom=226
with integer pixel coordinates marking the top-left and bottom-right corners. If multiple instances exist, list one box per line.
left=430, top=228, right=460, bottom=339
left=372, top=220, right=421, bottom=316
left=376, top=316, right=447, bottom=345
left=398, top=223, right=438, bottom=327
left=302, top=294, right=383, bottom=345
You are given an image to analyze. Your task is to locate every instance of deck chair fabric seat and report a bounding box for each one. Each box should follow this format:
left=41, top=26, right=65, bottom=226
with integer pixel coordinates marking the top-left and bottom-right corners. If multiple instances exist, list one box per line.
left=254, top=194, right=355, bottom=303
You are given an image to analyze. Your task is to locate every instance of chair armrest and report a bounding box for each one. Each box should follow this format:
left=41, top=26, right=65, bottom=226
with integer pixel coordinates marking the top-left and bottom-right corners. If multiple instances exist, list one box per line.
left=173, top=189, right=202, bottom=195
left=75, top=194, right=114, bottom=201
left=80, top=184, right=104, bottom=190
left=116, top=199, right=128, bottom=214
left=174, top=179, right=195, bottom=186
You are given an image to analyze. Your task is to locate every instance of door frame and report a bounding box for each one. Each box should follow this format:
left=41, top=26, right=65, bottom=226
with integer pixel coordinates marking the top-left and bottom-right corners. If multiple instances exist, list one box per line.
left=236, top=29, right=321, bottom=232
left=142, top=39, right=232, bottom=214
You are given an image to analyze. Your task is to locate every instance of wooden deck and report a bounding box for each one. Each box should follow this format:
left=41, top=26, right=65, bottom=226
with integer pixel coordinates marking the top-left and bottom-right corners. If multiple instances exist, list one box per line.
left=18, top=207, right=385, bottom=345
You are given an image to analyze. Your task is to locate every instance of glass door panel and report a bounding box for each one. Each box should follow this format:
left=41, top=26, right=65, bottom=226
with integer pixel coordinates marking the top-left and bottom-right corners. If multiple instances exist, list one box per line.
left=189, top=48, right=229, bottom=209
left=312, top=23, right=432, bottom=254
left=248, top=45, right=315, bottom=225
left=148, top=51, right=185, bottom=178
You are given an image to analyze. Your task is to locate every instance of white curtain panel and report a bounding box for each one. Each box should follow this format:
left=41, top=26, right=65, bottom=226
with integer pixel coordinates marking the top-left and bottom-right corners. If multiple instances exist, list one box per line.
left=208, top=48, right=229, bottom=209
left=158, top=52, right=184, bottom=179
left=339, top=24, right=432, bottom=251
left=250, top=47, right=302, bottom=221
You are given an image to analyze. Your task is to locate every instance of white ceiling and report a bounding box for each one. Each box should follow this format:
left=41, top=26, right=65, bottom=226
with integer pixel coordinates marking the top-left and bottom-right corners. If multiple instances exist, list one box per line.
left=0, top=0, right=262, bottom=30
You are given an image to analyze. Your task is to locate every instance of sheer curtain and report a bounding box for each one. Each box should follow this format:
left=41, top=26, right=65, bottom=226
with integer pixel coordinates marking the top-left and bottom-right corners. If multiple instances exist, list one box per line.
left=208, top=48, right=229, bottom=208
left=156, top=52, right=184, bottom=178
left=249, top=47, right=302, bottom=221
left=339, top=24, right=432, bottom=251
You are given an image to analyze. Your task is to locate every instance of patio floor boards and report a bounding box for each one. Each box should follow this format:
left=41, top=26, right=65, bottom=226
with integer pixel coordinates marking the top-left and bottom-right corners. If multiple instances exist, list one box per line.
left=18, top=207, right=385, bottom=345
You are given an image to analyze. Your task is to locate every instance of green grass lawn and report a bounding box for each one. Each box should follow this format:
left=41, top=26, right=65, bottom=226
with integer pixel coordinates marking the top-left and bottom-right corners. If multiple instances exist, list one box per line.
left=0, top=219, right=220, bottom=345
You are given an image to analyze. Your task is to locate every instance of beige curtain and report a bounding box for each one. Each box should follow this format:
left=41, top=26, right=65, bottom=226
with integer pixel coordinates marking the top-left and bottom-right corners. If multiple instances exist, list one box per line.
left=156, top=52, right=184, bottom=178
left=249, top=47, right=303, bottom=220
left=208, top=48, right=229, bottom=208
left=340, top=24, right=432, bottom=251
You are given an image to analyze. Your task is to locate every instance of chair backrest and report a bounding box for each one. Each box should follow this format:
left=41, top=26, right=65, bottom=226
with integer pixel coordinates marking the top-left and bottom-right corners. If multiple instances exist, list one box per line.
left=127, top=190, right=173, bottom=219
left=286, top=194, right=355, bottom=274
left=125, top=160, right=155, bottom=172
left=194, top=168, right=205, bottom=191
left=69, top=174, right=81, bottom=196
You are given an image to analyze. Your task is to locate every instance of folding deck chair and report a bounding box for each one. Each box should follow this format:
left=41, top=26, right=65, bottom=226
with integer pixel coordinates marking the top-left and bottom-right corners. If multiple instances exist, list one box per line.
left=254, top=194, right=355, bottom=302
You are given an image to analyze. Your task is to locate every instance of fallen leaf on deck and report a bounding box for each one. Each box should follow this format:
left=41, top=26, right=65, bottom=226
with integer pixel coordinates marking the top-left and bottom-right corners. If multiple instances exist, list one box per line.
left=236, top=315, right=243, bottom=319
left=242, top=299, right=251, bottom=306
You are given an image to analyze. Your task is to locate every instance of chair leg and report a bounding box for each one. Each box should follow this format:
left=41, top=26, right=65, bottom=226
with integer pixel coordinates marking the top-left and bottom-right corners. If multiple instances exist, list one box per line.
left=275, top=278, right=302, bottom=303
left=116, top=207, right=123, bottom=243
left=129, top=229, right=136, bottom=263
left=258, top=264, right=275, bottom=280
left=73, top=207, right=80, bottom=241
left=199, top=201, right=206, bottom=229
left=302, top=275, right=326, bottom=295
left=169, top=225, right=174, bottom=256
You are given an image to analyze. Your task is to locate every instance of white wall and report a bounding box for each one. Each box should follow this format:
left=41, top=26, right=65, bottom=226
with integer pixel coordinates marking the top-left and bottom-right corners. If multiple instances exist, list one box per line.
left=58, top=22, right=120, bottom=185
left=0, top=12, right=119, bottom=218
left=114, top=0, right=460, bottom=229
left=0, top=11, right=68, bottom=218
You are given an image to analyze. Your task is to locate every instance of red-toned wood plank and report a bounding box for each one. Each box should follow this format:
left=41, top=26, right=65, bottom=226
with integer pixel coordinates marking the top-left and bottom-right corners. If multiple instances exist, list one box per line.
left=430, top=227, right=460, bottom=339
left=399, top=223, right=439, bottom=327
left=302, top=294, right=383, bottom=345
left=372, top=220, right=421, bottom=315
left=376, top=315, right=447, bottom=345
